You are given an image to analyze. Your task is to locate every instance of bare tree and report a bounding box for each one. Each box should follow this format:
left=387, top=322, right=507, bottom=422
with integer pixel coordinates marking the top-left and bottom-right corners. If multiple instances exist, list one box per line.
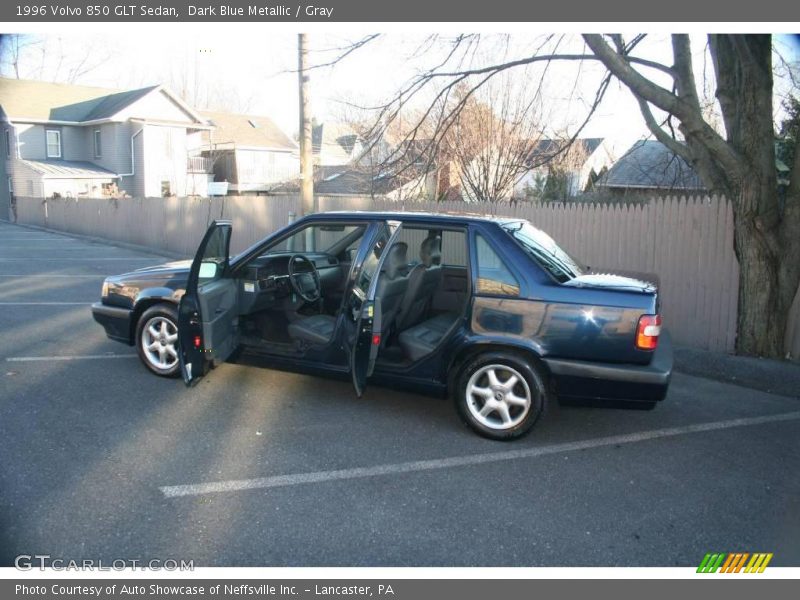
left=354, top=34, right=798, bottom=358
left=432, top=78, right=546, bottom=202
left=0, top=35, right=113, bottom=83
left=330, top=101, right=434, bottom=200
left=0, top=34, right=42, bottom=78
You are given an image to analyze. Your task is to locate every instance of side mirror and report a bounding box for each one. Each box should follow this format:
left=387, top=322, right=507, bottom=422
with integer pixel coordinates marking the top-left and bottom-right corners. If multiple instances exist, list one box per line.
left=199, top=261, right=217, bottom=279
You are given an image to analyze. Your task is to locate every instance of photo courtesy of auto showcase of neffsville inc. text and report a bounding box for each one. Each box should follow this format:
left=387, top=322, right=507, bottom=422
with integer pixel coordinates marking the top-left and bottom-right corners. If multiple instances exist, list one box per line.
left=0, top=0, right=799, bottom=595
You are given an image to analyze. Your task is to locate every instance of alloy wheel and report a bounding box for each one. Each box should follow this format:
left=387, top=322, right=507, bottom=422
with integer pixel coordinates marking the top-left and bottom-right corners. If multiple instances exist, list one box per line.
left=465, top=364, right=532, bottom=430
left=141, top=316, right=179, bottom=371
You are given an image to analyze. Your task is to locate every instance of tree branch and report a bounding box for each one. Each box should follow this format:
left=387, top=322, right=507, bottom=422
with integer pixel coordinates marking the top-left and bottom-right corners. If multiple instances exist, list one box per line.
left=636, top=97, right=693, bottom=161
left=587, top=33, right=742, bottom=177
left=671, top=34, right=703, bottom=115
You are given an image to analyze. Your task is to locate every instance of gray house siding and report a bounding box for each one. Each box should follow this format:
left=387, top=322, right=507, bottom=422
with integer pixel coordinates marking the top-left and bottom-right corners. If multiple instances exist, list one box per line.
left=15, top=123, right=46, bottom=159
left=121, top=125, right=146, bottom=197
left=60, top=125, right=87, bottom=161
left=91, top=122, right=135, bottom=176
left=1, top=120, right=14, bottom=218
left=9, top=160, right=44, bottom=197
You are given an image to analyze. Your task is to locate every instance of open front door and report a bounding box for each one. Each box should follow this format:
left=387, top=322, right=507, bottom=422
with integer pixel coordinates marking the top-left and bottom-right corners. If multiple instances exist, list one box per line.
left=346, top=220, right=402, bottom=397
left=178, top=220, right=238, bottom=386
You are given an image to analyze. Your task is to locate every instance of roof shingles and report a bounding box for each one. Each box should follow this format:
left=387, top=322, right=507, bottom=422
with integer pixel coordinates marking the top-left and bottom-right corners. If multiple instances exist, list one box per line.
left=596, top=140, right=705, bottom=191
left=201, top=110, right=296, bottom=150
left=0, top=78, right=159, bottom=122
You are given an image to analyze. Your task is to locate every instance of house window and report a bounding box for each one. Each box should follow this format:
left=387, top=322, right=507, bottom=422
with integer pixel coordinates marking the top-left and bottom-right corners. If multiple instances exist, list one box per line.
left=4, top=129, right=10, bottom=157
left=93, top=130, right=102, bottom=158
left=161, top=181, right=172, bottom=197
left=46, top=129, right=61, bottom=158
left=7, top=177, right=12, bottom=194
left=474, top=233, right=520, bottom=297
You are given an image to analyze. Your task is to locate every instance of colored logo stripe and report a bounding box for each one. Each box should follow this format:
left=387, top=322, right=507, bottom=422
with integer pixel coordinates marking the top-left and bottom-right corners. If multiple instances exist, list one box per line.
left=697, top=552, right=773, bottom=573
left=744, top=553, right=773, bottom=573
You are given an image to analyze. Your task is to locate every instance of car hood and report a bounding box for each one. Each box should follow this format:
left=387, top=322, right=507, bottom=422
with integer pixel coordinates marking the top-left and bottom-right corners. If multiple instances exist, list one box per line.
left=120, top=260, right=192, bottom=279
left=562, top=272, right=657, bottom=294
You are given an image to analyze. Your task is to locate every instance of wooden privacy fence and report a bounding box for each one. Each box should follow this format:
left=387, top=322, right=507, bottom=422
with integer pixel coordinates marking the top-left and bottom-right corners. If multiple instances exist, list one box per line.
left=10, top=194, right=800, bottom=358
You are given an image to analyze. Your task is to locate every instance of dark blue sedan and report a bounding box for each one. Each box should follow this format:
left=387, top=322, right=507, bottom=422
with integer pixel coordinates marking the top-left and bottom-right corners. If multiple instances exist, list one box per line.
left=92, top=212, right=672, bottom=440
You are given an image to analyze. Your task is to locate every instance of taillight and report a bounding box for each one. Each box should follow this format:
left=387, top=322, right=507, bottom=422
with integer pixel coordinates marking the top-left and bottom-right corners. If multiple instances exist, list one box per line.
left=636, top=315, right=661, bottom=350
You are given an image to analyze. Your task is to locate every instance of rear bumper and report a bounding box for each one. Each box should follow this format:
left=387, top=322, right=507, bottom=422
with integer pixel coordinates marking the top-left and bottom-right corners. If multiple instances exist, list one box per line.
left=543, top=330, right=673, bottom=403
left=91, top=302, right=133, bottom=344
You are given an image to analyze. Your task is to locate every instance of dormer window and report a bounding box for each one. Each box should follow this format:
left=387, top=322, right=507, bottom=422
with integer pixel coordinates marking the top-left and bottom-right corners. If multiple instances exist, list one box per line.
left=46, top=129, right=61, bottom=158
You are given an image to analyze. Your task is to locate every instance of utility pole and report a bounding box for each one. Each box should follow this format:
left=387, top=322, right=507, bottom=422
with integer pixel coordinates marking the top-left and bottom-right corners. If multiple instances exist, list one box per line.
left=298, top=33, right=314, bottom=218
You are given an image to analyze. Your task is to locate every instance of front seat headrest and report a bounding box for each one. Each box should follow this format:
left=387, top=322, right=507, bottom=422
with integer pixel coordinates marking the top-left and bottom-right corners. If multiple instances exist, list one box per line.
left=420, top=235, right=442, bottom=267
left=381, top=242, right=408, bottom=279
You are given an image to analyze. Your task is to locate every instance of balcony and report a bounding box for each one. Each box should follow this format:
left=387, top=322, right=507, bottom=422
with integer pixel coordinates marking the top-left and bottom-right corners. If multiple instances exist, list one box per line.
left=187, top=156, right=213, bottom=173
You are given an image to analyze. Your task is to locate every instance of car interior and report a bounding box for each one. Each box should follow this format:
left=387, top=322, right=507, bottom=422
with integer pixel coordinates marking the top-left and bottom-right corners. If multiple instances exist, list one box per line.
left=234, top=221, right=470, bottom=366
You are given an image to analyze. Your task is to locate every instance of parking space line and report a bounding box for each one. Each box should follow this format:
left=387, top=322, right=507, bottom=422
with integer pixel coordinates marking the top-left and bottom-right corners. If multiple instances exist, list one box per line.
left=0, top=301, right=91, bottom=305
left=0, top=246, right=117, bottom=250
left=0, top=258, right=157, bottom=261
left=160, top=411, right=800, bottom=498
left=6, top=353, right=138, bottom=362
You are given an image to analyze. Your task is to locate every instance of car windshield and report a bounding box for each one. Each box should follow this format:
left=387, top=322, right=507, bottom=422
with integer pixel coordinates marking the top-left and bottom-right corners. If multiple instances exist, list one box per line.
left=502, top=221, right=585, bottom=283
left=264, top=224, right=365, bottom=255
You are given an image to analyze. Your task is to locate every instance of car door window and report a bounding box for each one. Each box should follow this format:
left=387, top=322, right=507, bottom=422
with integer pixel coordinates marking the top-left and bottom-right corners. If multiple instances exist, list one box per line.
left=198, top=226, right=230, bottom=283
left=264, top=223, right=366, bottom=255
left=475, top=233, right=520, bottom=297
left=354, top=224, right=390, bottom=296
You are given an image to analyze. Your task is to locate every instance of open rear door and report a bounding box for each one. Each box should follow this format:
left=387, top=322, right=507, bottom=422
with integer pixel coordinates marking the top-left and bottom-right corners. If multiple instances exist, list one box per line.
left=178, top=220, right=238, bottom=386
left=346, top=220, right=402, bottom=397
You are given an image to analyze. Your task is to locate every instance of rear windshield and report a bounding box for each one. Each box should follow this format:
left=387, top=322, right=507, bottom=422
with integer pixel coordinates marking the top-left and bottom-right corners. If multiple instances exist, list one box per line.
left=501, top=221, right=585, bottom=283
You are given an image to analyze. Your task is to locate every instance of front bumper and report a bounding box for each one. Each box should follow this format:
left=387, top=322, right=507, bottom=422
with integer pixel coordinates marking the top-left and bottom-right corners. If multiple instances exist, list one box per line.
left=91, top=302, right=133, bottom=344
left=543, top=330, right=673, bottom=403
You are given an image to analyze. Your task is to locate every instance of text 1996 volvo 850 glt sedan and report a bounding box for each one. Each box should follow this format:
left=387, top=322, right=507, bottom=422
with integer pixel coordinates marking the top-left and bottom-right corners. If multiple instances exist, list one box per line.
left=92, top=212, right=672, bottom=440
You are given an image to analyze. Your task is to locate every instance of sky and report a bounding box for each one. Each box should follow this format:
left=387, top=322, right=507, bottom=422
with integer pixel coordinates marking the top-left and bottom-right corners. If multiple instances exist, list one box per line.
left=1, top=32, right=798, bottom=152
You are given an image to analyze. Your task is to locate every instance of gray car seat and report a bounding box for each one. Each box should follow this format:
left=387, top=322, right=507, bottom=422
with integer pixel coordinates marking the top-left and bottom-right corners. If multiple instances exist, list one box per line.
left=395, top=235, right=442, bottom=332
left=374, top=242, right=410, bottom=347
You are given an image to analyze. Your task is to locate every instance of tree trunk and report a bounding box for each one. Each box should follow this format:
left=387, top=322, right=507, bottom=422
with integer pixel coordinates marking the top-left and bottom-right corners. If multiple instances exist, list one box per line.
left=731, top=187, right=787, bottom=357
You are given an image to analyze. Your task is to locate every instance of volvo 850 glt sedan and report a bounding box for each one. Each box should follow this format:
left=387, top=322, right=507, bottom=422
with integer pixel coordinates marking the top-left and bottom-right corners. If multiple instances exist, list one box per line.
left=92, top=212, right=672, bottom=439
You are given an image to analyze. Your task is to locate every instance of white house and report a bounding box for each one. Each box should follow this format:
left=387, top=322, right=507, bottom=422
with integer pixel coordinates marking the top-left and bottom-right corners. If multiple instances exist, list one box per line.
left=200, top=110, right=299, bottom=194
left=0, top=78, right=214, bottom=210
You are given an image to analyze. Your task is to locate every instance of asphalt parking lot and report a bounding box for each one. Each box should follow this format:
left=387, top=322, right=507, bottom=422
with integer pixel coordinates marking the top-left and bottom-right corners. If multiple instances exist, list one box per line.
left=1, top=220, right=799, bottom=567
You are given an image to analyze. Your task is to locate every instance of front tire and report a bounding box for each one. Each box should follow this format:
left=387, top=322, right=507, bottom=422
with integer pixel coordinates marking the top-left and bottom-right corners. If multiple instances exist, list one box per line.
left=136, top=304, right=180, bottom=377
left=455, top=352, right=548, bottom=440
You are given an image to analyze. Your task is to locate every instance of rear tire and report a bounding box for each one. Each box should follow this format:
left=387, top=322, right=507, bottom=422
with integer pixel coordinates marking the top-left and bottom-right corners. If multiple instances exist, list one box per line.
left=136, top=304, right=180, bottom=378
left=455, top=351, right=548, bottom=440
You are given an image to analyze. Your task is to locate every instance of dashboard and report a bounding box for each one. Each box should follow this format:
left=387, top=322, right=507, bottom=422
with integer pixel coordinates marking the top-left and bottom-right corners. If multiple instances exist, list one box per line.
left=238, top=252, right=347, bottom=313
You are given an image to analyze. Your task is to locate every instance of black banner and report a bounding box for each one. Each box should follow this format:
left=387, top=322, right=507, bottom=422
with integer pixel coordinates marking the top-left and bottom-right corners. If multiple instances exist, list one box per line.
left=5, top=580, right=800, bottom=600
left=1, top=0, right=799, bottom=22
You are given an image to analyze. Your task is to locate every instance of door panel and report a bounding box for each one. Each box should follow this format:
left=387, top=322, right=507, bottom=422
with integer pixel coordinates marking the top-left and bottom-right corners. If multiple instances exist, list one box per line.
left=346, top=221, right=402, bottom=397
left=431, top=265, right=469, bottom=313
left=197, top=277, right=238, bottom=365
left=178, top=220, right=236, bottom=386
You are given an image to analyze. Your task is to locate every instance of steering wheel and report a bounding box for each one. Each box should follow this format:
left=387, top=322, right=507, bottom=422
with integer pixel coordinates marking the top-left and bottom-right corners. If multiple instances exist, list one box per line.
left=288, top=254, right=321, bottom=303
